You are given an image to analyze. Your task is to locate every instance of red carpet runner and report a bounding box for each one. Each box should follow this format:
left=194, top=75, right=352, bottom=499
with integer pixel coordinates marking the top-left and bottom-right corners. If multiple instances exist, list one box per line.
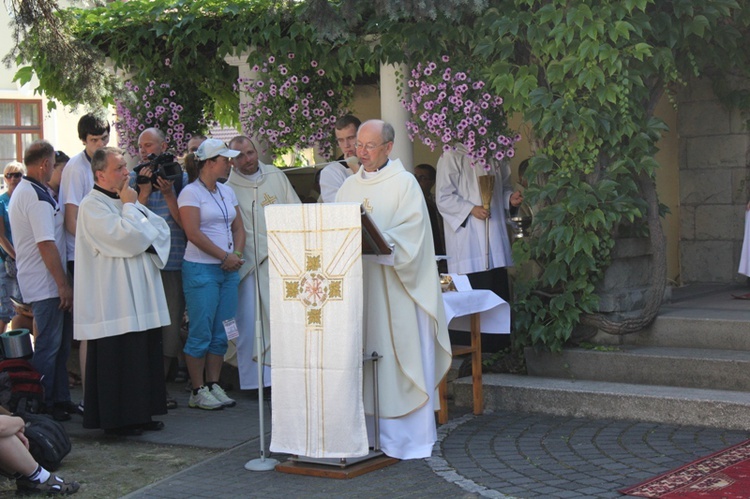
left=621, top=439, right=750, bottom=498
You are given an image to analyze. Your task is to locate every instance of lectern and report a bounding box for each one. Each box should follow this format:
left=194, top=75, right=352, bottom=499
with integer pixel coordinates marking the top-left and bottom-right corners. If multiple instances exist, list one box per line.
left=265, top=203, right=397, bottom=477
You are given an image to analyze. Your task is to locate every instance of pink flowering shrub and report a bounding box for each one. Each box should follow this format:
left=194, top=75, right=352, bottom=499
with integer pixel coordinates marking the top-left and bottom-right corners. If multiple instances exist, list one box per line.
left=114, top=80, right=191, bottom=157
left=238, top=54, right=352, bottom=162
left=402, top=56, right=520, bottom=170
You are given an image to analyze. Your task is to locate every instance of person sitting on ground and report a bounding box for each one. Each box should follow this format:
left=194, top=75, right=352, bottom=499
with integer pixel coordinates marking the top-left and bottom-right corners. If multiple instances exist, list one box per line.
left=0, top=414, right=79, bottom=495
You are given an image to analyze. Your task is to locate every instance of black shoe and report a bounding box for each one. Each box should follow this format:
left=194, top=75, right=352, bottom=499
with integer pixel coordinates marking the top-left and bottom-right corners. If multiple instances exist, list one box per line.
left=56, top=401, right=83, bottom=416
left=50, top=405, right=71, bottom=422
left=141, top=420, right=164, bottom=431
left=104, top=426, right=143, bottom=436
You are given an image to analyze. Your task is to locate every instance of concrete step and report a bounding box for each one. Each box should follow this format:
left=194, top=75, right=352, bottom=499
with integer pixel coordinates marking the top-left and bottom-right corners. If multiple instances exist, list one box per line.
left=621, top=315, right=750, bottom=349
left=453, top=374, right=750, bottom=430
left=525, top=346, right=750, bottom=392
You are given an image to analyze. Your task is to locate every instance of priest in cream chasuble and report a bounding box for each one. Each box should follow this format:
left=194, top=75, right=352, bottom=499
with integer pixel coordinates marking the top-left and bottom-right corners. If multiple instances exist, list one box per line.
left=336, top=120, right=451, bottom=460
left=225, top=136, right=301, bottom=391
left=266, top=203, right=367, bottom=458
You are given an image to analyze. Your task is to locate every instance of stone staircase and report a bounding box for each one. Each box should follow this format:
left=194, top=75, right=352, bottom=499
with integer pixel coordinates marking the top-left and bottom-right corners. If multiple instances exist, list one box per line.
left=452, top=283, right=750, bottom=429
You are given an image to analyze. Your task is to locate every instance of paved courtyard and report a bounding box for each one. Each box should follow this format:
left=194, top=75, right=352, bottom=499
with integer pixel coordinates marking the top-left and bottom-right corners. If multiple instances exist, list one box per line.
left=74, top=384, right=748, bottom=499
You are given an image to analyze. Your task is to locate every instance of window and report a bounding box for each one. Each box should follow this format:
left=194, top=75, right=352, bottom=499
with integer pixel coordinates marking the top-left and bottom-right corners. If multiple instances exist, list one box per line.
left=0, top=100, right=43, bottom=167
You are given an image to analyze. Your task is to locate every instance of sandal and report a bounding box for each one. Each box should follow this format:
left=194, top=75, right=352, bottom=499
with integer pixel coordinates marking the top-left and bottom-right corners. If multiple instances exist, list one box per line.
left=166, top=396, right=178, bottom=410
left=16, top=474, right=80, bottom=495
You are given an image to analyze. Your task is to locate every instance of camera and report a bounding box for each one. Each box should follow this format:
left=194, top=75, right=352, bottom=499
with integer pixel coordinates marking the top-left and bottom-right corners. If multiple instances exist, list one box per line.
left=134, top=152, right=182, bottom=186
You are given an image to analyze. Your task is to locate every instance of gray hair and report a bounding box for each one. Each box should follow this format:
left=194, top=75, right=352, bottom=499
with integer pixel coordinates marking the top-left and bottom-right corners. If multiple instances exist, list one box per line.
left=381, top=122, right=395, bottom=144
left=91, top=147, right=123, bottom=176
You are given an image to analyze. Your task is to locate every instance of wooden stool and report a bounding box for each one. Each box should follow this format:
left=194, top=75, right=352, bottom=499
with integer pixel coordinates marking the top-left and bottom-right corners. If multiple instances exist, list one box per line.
left=438, top=312, right=483, bottom=424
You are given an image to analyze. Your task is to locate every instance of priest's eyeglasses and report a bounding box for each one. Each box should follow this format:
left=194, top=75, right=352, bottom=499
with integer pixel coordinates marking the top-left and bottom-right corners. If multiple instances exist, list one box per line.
left=355, top=142, right=389, bottom=152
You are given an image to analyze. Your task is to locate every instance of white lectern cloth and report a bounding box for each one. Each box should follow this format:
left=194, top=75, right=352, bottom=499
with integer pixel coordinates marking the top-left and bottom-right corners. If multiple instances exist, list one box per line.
left=266, top=203, right=367, bottom=458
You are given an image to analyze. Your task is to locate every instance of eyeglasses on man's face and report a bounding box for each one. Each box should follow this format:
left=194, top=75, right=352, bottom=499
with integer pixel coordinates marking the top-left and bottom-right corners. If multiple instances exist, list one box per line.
left=4, top=172, right=22, bottom=180
left=355, top=142, right=390, bottom=152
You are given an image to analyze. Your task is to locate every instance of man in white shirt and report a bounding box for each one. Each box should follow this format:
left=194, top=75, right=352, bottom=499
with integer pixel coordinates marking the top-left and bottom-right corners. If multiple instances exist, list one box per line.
left=8, top=140, right=74, bottom=422
left=319, top=115, right=361, bottom=202
left=58, top=113, right=110, bottom=412
left=60, top=113, right=110, bottom=273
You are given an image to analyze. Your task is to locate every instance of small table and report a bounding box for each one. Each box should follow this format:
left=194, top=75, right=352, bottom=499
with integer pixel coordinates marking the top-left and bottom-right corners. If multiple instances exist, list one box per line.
left=439, top=290, right=510, bottom=423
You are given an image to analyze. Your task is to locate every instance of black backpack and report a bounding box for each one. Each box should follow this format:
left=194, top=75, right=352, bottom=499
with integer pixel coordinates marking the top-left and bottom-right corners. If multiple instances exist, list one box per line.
left=0, top=358, right=45, bottom=414
left=20, top=412, right=72, bottom=471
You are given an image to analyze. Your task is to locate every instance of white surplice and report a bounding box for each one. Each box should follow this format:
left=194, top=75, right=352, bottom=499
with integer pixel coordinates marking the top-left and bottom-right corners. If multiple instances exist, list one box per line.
left=436, top=143, right=514, bottom=274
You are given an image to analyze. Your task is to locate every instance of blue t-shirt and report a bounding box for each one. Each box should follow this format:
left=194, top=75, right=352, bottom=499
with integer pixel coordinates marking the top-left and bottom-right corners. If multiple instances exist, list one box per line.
left=0, top=192, right=12, bottom=260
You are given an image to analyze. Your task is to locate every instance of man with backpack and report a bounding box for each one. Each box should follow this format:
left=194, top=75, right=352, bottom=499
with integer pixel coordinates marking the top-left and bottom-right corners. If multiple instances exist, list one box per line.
left=129, top=127, right=189, bottom=410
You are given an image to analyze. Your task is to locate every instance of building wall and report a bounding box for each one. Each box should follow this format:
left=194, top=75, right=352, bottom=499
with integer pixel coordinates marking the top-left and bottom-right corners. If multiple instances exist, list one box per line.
left=678, top=78, right=748, bottom=283
left=0, top=1, right=115, bottom=176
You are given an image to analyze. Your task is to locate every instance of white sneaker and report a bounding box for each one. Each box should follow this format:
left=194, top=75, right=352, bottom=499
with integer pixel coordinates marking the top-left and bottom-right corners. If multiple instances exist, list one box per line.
left=188, top=386, right=224, bottom=410
left=210, top=384, right=236, bottom=408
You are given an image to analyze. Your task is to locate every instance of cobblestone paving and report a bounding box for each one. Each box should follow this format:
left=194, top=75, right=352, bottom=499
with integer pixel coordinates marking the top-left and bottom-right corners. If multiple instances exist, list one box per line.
left=126, top=406, right=750, bottom=498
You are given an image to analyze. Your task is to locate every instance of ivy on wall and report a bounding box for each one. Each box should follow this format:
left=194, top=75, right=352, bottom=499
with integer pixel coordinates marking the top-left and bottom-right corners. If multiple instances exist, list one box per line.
left=10, top=0, right=750, bottom=351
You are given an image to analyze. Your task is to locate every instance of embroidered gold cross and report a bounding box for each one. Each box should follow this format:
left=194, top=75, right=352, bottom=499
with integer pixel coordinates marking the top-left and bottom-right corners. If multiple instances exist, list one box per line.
left=262, top=193, right=277, bottom=206
left=362, top=199, right=373, bottom=213
left=283, top=251, right=344, bottom=329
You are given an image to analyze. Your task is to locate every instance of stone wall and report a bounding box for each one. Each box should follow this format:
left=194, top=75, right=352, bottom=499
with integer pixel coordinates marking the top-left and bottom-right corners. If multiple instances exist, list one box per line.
left=678, top=78, right=750, bottom=283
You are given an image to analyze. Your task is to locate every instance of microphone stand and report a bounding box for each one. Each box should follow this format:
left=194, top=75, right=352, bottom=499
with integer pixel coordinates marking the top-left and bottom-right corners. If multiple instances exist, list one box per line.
left=245, top=169, right=278, bottom=472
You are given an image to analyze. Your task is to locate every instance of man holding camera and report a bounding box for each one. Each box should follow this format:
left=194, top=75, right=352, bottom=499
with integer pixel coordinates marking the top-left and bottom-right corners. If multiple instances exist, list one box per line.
left=129, top=127, right=188, bottom=409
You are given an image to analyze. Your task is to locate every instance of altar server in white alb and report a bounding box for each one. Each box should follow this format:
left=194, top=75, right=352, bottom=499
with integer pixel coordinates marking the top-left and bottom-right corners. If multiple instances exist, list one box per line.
left=226, top=136, right=300, bottom=392
left=319, top=115, right=361, bottom=202
left=336, top=119, right=451, bottom=460
left=436, top=143, right=523, bottom=301
left=74, top=147, right=171, bottom=436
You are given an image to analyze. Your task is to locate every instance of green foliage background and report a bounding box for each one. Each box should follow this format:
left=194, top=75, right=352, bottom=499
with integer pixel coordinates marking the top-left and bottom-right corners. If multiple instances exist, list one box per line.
left=10, top=0, right=750, bottom=351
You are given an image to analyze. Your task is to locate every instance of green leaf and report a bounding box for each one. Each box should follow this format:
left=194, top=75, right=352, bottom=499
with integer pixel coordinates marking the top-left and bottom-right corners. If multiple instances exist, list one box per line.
left=12, top=66, right=35, bottom=86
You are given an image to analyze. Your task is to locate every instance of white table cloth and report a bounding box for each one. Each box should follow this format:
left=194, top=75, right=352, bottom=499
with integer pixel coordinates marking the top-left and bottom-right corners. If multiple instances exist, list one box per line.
left=442, top=289, right=510, bottom=334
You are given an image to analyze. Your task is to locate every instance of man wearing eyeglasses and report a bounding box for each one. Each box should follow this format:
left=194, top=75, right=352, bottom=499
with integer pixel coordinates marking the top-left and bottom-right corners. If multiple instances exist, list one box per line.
left=319, top=115, right=361, bottom=203
left=8, top=140, right=74, bottom=422
left=335, top=119, right=451, bottom=460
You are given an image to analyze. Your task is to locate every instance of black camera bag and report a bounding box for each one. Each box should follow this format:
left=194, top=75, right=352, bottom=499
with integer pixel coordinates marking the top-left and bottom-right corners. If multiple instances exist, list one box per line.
left=21, top=412, right=72, bottom=471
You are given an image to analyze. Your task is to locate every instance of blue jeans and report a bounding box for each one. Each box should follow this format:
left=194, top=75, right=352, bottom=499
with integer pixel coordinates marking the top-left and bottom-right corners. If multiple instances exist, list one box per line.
left=182, top=261, right=239, bottom=358
left=30, top=298, right=72, bottom=407
left=0, top=261, right=19, bottom=323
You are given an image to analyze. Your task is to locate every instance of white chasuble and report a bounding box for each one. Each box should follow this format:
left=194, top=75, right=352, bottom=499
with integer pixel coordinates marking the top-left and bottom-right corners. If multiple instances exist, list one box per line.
left=266, top=203, right=367, bottom=458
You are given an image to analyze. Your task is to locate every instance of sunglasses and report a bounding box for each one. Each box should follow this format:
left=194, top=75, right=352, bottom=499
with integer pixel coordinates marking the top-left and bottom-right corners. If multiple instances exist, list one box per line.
left=4, top=173, right=22, bottom=180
